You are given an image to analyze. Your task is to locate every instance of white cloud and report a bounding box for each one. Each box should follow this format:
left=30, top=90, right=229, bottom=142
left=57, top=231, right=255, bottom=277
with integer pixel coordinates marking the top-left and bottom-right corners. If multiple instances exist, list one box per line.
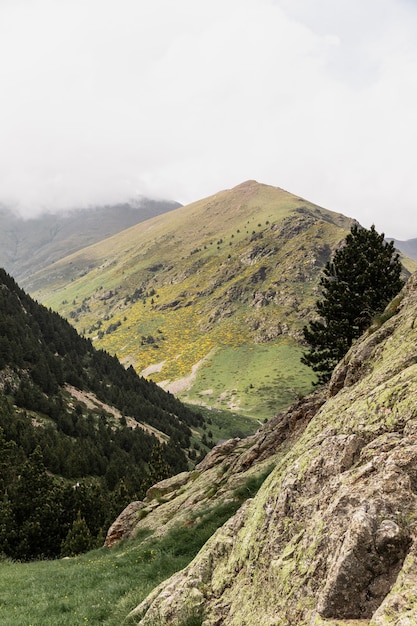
left=0, top=0, right=416, bottom=238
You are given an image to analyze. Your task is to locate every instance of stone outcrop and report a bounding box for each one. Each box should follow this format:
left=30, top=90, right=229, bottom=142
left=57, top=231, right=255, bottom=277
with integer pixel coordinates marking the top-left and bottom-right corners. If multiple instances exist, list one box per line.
left=105, top=501, right=146, bottom=548
left=108, top=272, right=417, bottom=625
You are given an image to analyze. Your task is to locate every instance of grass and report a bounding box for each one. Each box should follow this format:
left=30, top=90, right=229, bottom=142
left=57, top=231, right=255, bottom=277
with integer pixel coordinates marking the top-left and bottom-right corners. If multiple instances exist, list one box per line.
left=0, top=531, right=183, bottom=625
left=186, top=340, right=316, bottom=419
left=190, top=404, right=257, bottom=442
left=0, top=460, right=275, bottom=626
left=232, top=464, right=274, bottom=499
left=0, top=494, right=256, bottom=626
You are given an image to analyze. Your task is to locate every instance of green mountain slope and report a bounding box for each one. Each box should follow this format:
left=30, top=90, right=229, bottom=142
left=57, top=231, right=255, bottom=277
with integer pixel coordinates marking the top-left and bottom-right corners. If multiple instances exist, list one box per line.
left=0, top=198, right=180, bottom=287
left=31, top=180, right=403, bottom=419
left=0, top=268, right=204, bottom=560
left=3, top=271, right=417, bottom=625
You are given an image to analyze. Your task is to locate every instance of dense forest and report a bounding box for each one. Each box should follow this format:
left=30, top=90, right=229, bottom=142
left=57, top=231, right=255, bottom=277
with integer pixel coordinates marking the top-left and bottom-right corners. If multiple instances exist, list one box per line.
left=0, top=268, right=206, bottom=560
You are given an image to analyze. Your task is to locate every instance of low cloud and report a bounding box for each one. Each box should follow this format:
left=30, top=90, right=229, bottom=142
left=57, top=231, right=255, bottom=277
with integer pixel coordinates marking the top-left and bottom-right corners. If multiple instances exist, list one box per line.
left=0, top=0, right=416, bottom=238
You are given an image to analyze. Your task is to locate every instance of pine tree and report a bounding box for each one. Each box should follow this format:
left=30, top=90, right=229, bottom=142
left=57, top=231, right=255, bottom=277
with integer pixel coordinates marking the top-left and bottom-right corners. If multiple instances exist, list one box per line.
left=148, top=442, right=171, bottom=485
left=61, top=512, right=94, bottom=556
left=302, top=224, right=404, bottom=384
left=10, top=446, right=64, bottom=559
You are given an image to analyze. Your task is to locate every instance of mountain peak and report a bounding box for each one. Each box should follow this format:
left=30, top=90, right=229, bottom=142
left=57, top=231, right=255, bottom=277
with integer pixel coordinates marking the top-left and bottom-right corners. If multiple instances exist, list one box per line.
left=232, top=179, right=260, bottom=188
left=230, top=179, right=280, bottom=193
left=31, top=183, right=359, bottom=418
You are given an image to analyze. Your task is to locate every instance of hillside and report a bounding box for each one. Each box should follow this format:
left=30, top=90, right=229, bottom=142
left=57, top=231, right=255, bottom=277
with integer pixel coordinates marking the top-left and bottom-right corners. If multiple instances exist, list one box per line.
left=105, top=269, right=417, bottom=625
left=4, top=270, right=417, bottom=624
left=31, top=180, right=369, bottom=419
left=0, top=198, right=180, bottom=286
left=0, top=268, right=205, bottom=561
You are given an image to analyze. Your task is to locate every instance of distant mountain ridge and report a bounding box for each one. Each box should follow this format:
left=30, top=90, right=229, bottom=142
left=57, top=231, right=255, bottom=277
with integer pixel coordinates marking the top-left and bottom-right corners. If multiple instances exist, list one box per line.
left=0, top=197, right=181, bottom=286
left=388, top=237, right=417, bottom=261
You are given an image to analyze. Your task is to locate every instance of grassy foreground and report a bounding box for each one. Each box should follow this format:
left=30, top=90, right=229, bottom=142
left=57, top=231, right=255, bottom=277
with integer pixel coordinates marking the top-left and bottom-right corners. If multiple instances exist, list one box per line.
left=0, top=469, right=273, bottom=626
left=0, top=520, right=217, bottom=626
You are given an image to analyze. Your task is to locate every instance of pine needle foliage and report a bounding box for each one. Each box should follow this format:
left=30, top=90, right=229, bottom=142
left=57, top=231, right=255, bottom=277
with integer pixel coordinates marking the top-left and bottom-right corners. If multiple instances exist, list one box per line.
left=0, top=268, right=206, bottom=560
left=302, top=224, right=404, bottom=384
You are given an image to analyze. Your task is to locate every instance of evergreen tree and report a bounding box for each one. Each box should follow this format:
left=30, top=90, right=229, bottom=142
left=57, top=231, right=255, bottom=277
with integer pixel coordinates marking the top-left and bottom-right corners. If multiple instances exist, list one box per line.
left=9, top=446, right=64, bottom=559
left=148, top=442, right=171, bottom=485
left=302, top=224, right=404, bottom=384
left=0, top=493, right=16, bottom=555
left=0, top=267, right=206, bottom=560
left=61, top=512, right=94, bottom=557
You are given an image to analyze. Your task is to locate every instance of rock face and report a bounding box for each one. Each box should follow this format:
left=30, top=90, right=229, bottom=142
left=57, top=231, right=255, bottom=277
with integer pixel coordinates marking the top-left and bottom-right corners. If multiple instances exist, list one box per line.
left=105, top=501, right=146, bottom=548
left=109, top=272, right=417, bottom=625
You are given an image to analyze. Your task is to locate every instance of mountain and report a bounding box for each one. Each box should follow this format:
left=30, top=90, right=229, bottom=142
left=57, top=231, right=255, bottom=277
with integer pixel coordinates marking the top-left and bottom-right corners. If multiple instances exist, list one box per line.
left=31, top=180, right=417, bottom=420
left=0, top=198, right=181, bottom=286
left=388, top=237, right=417, bottom=261
left=2, top=238, right=417, bottom=624
left=29, top=180, right=373, bottom=419
left=0, top=267, right=205, bottom=561
left=104, top=269, right=417, bottom=625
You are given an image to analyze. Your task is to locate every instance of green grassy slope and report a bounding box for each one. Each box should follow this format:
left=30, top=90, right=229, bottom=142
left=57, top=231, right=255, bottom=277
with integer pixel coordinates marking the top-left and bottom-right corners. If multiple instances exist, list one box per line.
left=2, top=246, right=417, bottom=626
left=0, top=267, right=213, bottom=561
left=0, top=530, right=200, bottom=625
left=0, top=477, right=267, bottom=625
left=32, top=181, right=357, bottom=419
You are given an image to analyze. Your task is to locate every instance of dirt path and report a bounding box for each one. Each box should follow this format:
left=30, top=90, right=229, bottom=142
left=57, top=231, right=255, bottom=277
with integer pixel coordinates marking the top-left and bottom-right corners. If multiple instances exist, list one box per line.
left=140, top=361, right=165, bottom=377
left=159, top=358, right=206, bottom=395
left=65, top=384, right=167, bottom=442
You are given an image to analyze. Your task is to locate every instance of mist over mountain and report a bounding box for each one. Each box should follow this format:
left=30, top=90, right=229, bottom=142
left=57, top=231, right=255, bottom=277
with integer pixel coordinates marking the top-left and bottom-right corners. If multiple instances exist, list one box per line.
left=0, top=198, right=181, bottom=286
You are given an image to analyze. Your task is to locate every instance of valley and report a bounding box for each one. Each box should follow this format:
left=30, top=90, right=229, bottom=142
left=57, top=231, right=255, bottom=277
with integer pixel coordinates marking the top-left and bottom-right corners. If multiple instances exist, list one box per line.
left=0, top=180, right=417, bottom=624
left=2, top=269, right=417, bottom=624
left=0, top=268, right=209, bottom=562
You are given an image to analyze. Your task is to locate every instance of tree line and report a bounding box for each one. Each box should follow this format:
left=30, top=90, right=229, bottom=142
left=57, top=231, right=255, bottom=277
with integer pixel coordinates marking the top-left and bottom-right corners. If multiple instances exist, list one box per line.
left=0, top=268, right=206, bottom=560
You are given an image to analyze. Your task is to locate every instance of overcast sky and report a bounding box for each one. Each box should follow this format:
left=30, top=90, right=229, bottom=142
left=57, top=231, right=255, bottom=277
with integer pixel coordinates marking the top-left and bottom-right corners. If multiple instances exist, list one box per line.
left=1, top=0, right=417, bottom=239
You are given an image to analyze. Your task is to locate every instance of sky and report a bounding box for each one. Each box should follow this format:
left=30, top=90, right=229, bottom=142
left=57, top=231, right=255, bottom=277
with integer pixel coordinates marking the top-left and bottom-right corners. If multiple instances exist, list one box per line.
left=1, top=0, right=417, bottom=239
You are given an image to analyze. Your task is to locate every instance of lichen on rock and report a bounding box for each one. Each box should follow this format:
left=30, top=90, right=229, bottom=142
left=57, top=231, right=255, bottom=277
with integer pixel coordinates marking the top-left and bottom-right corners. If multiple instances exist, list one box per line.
left=111, top=272, right=417, bottom=625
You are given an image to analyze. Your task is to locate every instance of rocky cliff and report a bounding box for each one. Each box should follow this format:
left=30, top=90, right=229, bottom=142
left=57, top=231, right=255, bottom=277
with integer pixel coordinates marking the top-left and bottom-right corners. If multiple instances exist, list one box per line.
left=106, top=272, right=417, bottom=625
